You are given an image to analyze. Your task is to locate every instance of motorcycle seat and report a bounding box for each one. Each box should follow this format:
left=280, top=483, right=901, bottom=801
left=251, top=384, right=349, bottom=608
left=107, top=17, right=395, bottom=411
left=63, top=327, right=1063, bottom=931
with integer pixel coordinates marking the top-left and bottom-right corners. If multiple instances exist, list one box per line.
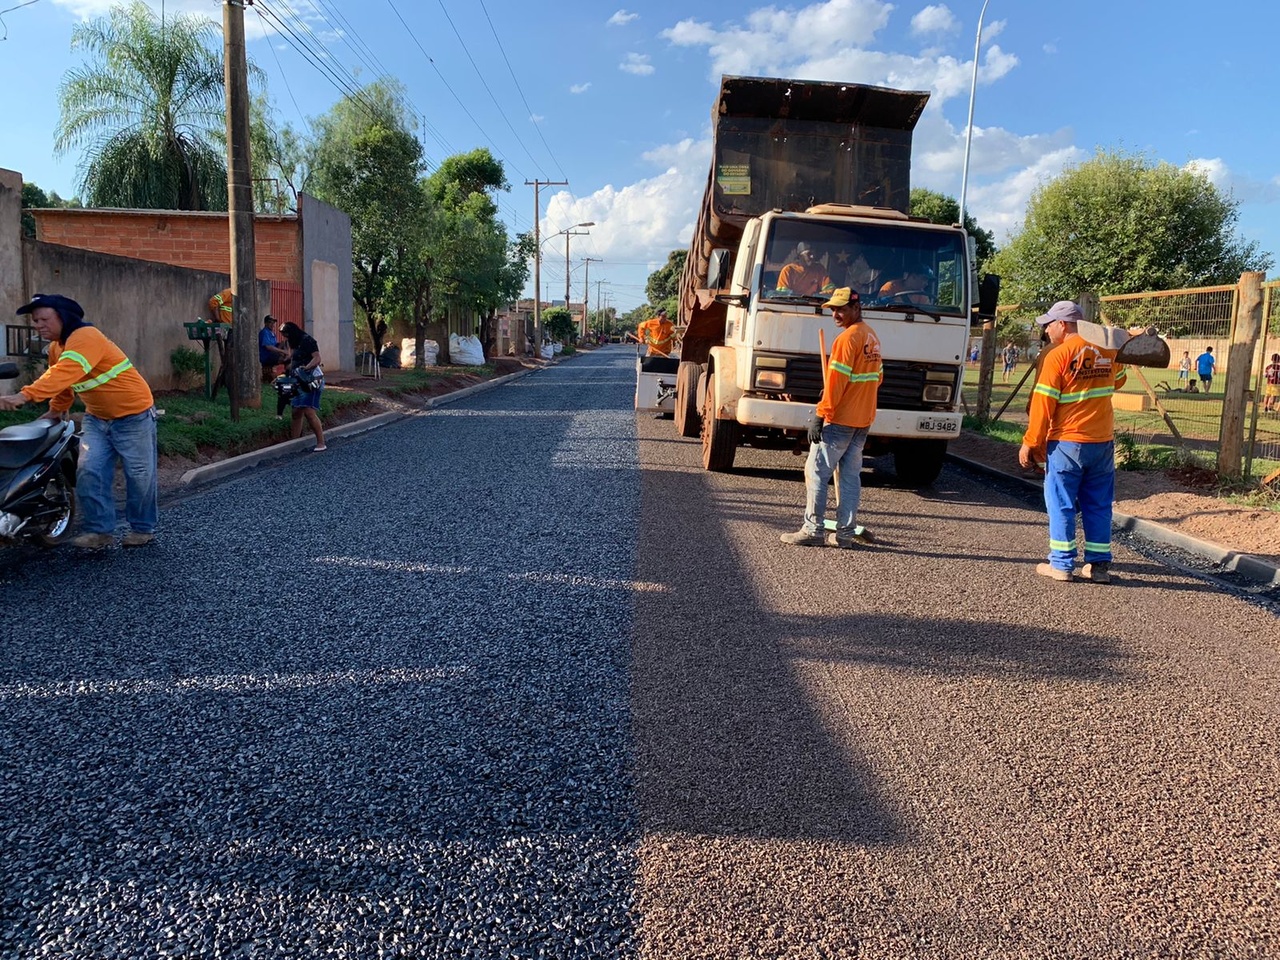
left=0, top=421, right=65, bottom=471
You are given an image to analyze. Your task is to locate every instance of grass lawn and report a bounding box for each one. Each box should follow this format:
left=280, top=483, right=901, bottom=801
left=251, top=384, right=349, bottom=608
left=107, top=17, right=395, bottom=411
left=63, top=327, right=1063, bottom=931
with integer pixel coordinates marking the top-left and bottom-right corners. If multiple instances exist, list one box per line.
left=0, top=385, right=372, bottom=459
left=371, top=364, right=496, bottom=398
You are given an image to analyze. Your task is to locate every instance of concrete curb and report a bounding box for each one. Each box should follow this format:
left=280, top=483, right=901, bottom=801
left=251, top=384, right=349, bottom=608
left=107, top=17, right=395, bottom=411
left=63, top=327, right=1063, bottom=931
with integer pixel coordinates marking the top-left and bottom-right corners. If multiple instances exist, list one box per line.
left=947, top=452, right=1280, bottom=588
left=178, top=366, right=538, bottom=489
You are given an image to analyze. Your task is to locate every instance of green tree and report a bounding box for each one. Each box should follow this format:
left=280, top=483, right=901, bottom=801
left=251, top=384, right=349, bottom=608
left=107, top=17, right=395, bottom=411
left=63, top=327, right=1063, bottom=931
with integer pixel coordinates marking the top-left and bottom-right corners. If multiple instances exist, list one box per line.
left=909, top=188, right=997, bottom=269
left=989, top=149, right=1271, bottom=304
left=645, top=250, right=687, bottom=304
left=541, top=305, right=574, bottom=342
left=55, top=0, right=230, bottom=210
left=309, top=79, right=425, bottom=353
left=21, top=182, right=80, bottom=237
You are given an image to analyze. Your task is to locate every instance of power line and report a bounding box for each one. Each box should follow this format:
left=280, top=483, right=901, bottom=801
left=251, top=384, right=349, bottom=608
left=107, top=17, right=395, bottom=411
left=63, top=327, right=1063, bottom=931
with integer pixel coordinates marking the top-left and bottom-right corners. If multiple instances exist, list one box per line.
left=382, top=0, right=526, bottom=182
left=475, top=0, right=567, bottom=181
left=432, top=0, right=547, bottom=179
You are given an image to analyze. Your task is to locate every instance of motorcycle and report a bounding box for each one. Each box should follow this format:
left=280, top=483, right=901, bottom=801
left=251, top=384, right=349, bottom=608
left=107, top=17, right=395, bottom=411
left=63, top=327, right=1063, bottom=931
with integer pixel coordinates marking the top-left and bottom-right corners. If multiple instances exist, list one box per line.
left=0, top=362, right=80, bottom=547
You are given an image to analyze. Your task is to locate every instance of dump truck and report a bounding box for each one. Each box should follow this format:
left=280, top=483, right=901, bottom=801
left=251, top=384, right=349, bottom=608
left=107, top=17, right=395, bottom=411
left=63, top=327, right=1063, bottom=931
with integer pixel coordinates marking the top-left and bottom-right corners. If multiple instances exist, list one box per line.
left=673, top=75, right=998, bottom=483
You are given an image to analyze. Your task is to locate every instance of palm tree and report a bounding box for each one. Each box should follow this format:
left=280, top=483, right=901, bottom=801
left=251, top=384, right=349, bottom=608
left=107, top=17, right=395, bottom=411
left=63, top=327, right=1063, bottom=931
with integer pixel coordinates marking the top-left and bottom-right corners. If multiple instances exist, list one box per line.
left=55, top=1, right=228, bottom=210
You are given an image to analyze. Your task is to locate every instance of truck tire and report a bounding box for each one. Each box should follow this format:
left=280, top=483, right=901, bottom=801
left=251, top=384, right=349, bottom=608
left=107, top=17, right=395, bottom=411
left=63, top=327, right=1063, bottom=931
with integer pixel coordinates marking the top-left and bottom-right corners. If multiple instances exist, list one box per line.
left=700, top=372, right=739, bottom=471
left=893, top=439, right=948, bottom=487
left=675, top=361, right=703, bottom=437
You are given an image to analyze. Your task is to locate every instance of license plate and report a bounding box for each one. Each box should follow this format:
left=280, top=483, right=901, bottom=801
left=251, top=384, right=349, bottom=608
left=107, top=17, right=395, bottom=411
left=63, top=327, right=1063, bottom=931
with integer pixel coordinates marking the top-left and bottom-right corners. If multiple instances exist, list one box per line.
left=916, top=416, right=959, bottom=434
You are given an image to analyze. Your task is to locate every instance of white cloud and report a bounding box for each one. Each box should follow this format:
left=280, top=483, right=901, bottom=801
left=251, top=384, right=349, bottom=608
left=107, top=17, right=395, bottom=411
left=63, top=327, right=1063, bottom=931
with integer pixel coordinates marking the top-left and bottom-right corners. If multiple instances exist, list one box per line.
left=619, top=53, right=655, bottom=76
left=1186, top=158, right=1280, bottom=205
left=529, top=114, right=545, bottom=124
left=570, top=83, right=592, bottom=95
left=912, top=4, right=958, bottom=36
left=608, top=9, right=638, bottom=26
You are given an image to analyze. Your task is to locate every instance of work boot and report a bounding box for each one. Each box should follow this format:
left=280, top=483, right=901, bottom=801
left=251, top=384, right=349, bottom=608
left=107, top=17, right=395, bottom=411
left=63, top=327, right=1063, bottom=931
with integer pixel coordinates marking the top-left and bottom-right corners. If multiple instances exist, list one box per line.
left=826, top=533, right=858, bottom=550
left=70, top=532, right=116, bottom=549
left=121, top=531, right=156, bottom=548
left=780, top=529, right=826, bottom=547
left=1035, top=562, right=1072, bottom=582
left=1080, top=562, right=1111, bottom=584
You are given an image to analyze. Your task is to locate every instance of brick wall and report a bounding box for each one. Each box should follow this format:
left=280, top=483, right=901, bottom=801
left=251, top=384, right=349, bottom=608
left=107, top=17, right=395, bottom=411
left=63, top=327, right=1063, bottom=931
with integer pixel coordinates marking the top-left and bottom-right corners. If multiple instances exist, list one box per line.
left=31, top=208, right=301, bottom=284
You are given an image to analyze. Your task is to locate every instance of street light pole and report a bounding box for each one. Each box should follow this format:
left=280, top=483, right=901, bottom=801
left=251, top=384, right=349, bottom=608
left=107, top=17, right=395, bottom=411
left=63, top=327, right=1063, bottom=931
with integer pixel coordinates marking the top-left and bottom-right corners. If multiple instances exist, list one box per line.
left=581, top=257, right=602, bottom=340
left=525, top=179, right=568, bottom=357
left=958, top=0, right=992, bottom=227
left=562, top=223, right=594, bottom=329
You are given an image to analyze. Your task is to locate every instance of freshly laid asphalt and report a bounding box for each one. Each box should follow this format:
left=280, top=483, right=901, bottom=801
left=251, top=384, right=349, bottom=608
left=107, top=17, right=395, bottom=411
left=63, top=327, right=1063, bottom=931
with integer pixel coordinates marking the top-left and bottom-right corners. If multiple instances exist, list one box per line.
left=2, top=345, right=1277, bottom=958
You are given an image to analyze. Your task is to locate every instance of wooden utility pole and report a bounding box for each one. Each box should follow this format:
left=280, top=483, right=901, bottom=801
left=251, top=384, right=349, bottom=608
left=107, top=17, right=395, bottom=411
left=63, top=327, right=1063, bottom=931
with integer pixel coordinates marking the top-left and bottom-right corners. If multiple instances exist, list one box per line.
left=525, top=179, right=567, bottom=357
left=224, top=0, right=260, bottom=415
left=1218, top=272, right=1264, bottom=478
left=582, top=257, right=602, bottom=340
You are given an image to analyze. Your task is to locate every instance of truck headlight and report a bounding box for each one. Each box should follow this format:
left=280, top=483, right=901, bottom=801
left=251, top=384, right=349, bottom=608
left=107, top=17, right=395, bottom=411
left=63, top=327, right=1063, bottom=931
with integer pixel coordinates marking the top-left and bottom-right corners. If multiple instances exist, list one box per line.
left=755, top=370, right=786, bottom=389
left=923, top=384, right=952, bottom=403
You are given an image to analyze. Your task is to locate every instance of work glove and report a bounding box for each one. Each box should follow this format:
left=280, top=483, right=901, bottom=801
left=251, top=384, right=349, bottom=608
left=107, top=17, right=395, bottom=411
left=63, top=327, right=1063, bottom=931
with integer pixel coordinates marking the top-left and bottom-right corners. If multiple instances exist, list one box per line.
left=807, top=413, right=824, bottom=445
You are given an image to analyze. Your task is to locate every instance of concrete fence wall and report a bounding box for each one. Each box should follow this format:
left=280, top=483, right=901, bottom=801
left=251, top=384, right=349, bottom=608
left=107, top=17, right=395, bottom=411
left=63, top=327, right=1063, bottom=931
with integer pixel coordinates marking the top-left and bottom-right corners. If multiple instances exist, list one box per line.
left=22, top=239, right=270, bottom=392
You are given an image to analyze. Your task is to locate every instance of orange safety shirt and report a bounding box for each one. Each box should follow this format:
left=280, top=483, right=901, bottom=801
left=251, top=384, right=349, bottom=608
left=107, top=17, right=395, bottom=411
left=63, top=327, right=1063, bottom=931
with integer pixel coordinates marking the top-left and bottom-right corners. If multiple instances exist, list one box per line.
left=21, top=326, right=154, bottom=419
left=816, top=321, right=882, bottom=429
left=637, top=317, right=675, bottom=356
left=209, top=288, right=233, bottom=322
left=1023, top=333, right=1127, bottom=448
left=776, top=262, right=832, bottom=296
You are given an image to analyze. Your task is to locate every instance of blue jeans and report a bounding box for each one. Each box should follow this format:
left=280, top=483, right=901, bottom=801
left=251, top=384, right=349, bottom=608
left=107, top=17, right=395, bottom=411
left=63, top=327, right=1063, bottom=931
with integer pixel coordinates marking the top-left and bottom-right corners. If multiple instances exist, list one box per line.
left=78, top=408, right=158, bottom=535
left=803, top=423, right=869, bottom=538
left=1043, top=439, right=1114, bottom=571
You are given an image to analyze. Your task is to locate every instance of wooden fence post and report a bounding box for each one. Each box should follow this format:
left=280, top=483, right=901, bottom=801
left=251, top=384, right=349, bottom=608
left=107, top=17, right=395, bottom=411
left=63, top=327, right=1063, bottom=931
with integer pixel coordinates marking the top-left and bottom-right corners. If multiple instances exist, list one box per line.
left=1218, top=271, right=1264, bottom=477
left=975, top=320, right=997, bottom=419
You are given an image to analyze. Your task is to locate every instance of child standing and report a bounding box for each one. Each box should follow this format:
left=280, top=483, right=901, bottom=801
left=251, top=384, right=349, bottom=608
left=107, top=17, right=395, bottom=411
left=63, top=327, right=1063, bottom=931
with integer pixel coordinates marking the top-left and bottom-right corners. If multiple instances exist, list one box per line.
left=1178, top=350, right=1191, bottom=387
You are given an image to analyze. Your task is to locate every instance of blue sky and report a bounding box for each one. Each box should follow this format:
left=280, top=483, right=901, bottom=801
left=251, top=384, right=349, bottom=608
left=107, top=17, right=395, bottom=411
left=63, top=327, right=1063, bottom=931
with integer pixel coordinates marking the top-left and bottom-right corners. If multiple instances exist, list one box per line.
left=3, top=0, right=1278, bottom=313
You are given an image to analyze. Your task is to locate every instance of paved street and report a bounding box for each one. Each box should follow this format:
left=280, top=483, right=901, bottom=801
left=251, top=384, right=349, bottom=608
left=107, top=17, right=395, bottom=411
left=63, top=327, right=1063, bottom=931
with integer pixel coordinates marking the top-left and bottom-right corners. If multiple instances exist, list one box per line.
left=3, top=346, right=1278, bottom=958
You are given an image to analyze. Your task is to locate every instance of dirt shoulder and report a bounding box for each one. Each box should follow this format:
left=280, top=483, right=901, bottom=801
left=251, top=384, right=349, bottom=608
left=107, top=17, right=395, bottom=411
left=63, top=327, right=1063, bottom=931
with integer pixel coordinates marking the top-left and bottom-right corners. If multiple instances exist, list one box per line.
left=949, top=431, right=1280, bottom=566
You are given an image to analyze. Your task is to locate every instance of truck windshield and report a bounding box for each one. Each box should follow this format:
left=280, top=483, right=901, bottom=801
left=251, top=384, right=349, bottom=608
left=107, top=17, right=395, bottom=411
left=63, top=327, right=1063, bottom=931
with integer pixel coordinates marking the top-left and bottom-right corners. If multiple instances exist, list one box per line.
left=760, top=219, right=969, bottom=316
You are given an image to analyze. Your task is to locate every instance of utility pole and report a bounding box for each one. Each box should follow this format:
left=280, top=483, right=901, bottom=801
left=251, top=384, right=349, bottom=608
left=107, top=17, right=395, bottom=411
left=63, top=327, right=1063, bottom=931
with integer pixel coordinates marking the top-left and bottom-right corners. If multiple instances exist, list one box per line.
left=582, top=257, right=602, bottom=340
left=562, top=230, right=589, bottom=335
left=223, top=0, right=259, bottom=416
left=525, top=179, right=567, bottom=356
left=595, top=279, right=606, bottom=337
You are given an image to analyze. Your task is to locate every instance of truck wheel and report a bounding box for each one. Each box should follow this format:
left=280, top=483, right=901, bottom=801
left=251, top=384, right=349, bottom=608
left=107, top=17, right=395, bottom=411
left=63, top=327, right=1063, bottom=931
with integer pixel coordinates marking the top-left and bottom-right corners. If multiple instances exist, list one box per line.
left=893, top=439, right=948, bottom=487
left=674, top=361, right=703, bottom=437
left=700, top=373, right=739, bottom=471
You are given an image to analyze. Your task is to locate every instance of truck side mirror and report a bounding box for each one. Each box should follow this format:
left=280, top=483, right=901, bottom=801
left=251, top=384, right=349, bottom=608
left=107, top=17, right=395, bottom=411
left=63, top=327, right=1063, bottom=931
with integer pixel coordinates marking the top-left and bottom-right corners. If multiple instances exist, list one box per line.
left=976, top=273, right=1001, bottom=320
left=707, top=248, right=731, bottom=291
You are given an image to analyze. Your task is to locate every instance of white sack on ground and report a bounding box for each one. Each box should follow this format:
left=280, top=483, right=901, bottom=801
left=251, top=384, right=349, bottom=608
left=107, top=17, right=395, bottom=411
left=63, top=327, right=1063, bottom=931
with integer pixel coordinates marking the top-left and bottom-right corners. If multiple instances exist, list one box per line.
left=450, top=334, right=486, bottom=366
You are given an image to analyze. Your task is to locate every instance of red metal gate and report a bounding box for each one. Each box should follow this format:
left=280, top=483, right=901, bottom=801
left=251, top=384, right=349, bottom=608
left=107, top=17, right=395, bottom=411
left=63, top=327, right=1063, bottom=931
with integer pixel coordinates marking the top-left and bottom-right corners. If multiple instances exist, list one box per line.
left=270, top=281, right=304, bottom=328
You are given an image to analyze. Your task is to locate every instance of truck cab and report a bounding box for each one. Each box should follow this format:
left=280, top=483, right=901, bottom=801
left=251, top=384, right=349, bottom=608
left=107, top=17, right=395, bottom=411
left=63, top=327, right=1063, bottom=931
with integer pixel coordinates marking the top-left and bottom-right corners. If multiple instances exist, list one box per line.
left=693, top=205, right=974, bottom=484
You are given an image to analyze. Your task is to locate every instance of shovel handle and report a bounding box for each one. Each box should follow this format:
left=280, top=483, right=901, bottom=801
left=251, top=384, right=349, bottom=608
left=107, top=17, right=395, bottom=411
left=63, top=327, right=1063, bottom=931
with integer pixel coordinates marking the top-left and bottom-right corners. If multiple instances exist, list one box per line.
left=818, top=328, right=828, bottom=376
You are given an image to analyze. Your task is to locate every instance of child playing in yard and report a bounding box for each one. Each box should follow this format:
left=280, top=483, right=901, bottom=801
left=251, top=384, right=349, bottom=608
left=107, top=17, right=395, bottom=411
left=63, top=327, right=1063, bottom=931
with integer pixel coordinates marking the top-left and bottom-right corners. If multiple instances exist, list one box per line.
left=1264, top=352, right=1280, bottom=414
left=1178, top=351, right=1191, bottom=388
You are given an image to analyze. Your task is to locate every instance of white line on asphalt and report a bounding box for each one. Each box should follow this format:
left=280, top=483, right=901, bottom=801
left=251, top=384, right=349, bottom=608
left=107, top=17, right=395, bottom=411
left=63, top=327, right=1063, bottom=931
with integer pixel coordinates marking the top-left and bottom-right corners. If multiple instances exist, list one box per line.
left=313, top=555, right=668, bottom=593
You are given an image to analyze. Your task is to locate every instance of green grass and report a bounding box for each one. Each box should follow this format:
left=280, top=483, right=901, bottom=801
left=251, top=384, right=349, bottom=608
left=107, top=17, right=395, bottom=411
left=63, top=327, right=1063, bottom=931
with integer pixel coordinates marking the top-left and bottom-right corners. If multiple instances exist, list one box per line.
left=374, top=364, right=495, bottom=398
left=961, top=414, right=1025, bottom=444
left=0, top=386, right=371, bottom=459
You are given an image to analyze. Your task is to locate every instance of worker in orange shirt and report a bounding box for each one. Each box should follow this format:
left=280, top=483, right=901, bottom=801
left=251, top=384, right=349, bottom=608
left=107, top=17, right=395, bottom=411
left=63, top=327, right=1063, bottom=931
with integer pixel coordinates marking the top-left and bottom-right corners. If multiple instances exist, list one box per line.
left=1018, top=300, right=1128, bottom=584
left=781, top=287, right=881, bottom=549
left=0, top=294, right=158, bottom=549
left=208, top=287, right=233, bottom=324
left=630, top=307, right=676, bottom=356
left=775, top=242, right=833, bottom=296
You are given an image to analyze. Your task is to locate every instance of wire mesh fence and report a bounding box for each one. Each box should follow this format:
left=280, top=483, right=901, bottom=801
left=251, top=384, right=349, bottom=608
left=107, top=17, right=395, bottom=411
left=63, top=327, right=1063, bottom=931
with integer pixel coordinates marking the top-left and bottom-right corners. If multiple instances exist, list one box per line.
left=988, top=282, right=1279, bottom=482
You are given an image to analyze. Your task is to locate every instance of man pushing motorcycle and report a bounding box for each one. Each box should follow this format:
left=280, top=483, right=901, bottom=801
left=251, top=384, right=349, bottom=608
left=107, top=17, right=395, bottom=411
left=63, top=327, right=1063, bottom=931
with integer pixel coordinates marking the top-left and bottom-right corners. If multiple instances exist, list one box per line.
left=0, top=294, right=158, bottom=548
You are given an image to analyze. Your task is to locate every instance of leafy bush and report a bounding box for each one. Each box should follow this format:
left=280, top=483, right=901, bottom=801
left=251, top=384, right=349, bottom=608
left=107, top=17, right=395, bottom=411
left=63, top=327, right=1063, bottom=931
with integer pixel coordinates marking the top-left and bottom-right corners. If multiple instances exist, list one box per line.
left=170, top=346, right=206, bottom=389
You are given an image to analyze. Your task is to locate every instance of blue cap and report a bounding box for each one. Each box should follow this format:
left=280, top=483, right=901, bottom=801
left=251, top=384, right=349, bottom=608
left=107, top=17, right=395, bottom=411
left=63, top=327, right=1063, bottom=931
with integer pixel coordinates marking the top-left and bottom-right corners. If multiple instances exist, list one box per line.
left=16, top=293, right=85, bottom=321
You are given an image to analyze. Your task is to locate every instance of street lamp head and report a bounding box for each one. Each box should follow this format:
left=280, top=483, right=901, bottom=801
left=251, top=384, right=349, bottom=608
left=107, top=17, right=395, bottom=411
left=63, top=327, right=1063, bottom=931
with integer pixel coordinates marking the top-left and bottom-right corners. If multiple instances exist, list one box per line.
left=577, top=221, right=596, bottom=228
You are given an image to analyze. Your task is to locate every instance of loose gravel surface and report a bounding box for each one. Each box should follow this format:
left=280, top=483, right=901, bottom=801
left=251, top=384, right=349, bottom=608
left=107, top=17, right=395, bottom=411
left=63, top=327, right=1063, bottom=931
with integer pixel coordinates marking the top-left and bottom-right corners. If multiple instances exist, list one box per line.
left=632, top=411, right=1279, bottom=958
left=1, top=350, right=642, bottom=958
left=4, top=345, right=1277, bottom=958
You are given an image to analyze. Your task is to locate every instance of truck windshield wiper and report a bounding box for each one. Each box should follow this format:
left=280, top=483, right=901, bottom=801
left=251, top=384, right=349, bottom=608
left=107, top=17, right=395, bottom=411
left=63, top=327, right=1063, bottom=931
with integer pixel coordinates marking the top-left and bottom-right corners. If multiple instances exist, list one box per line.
left=872, top=303, right=945, bottom=323
left=762, top=293, right=828, bottom=305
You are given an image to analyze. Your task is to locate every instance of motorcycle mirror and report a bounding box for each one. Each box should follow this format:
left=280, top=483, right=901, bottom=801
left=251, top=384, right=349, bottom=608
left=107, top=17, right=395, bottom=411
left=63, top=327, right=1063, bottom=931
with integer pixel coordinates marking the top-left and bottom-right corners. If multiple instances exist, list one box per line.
left=0, top=362, right=19, bottom=380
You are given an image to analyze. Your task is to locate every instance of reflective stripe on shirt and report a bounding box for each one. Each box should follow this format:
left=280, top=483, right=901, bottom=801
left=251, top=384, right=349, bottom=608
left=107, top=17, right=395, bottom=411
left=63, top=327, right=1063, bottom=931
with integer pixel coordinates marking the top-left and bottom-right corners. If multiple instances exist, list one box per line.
left=72, top=359, right=135, bottom=393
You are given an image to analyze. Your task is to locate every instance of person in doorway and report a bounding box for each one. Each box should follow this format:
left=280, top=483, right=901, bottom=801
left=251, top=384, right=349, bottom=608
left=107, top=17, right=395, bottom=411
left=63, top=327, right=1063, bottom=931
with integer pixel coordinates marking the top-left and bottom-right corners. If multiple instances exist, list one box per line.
left=1001, top=341, right=1019, bottom=383
left=259, top=315, right=290, bottom=383
left=781, top=288, right=881, bottom=549
left=1264, top=352, right=1280, bottom=414
left=775, top=242, right=833, bottom=296
left=1178, top=350, right=1192, bottom=388
left=1196, top=346, right=1216, bottom=392
left=0, top=294, right=158, bottom=548
left=630, top=307, right=676, bottom=357
left=208, top=287, right=233, bottom=324
left=1018, top=300, right=1127, bottom=584
left=280, top=321, right=326, bottom=451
